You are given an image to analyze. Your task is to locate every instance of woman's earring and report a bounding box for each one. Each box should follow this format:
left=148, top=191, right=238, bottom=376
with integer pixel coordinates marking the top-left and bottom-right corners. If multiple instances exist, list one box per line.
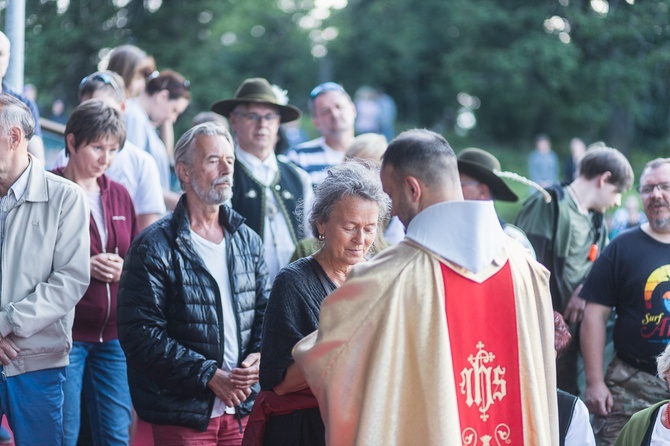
left=318, top=233, right=325, bottom=241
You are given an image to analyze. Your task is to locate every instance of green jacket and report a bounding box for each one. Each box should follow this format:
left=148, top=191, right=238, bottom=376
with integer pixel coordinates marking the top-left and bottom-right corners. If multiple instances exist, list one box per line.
left=614, top=400, right=667, bottom=446
left=515, top=184, right=607, bottom=311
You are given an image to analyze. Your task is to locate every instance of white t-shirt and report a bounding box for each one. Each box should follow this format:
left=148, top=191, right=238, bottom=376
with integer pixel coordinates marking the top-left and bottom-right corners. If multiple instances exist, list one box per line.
left=124, top=98, right=172, bottom=191
left=236, top=148, right=313, bottom=281
left=87, top=191, right=107, bottom=248
left=189, top=229, right=238, bottom=417
left=650, top=403, right=670, bottom=445
left=565, top=397, right=596, bottom=446
left=51, top=141, right=166, bottom=216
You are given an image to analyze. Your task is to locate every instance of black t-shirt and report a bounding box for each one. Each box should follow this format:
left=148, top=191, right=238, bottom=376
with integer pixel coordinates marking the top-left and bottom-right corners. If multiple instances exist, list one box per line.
left=581, top=227, right=670, bottom=363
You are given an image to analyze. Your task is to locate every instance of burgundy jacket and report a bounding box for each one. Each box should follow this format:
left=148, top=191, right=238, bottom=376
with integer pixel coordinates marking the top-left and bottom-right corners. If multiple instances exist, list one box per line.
left=52, top=169, right=138, bottom=342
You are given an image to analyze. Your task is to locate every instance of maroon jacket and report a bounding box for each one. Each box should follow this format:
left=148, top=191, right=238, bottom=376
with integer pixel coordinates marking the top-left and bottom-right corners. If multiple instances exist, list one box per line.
left=52, top=169, right=138, bottom=342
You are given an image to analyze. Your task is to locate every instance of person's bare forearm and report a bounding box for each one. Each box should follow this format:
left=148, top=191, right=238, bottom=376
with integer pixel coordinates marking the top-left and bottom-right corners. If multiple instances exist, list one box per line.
left=137, top=213, right=161, bottom=231
left=274, top=362, right=309, bottom=396
left=163, top=190, right=181, bottom=211
left=580, top=303, right=610, bottom=384
left=581, top=302, right=616, bottom=415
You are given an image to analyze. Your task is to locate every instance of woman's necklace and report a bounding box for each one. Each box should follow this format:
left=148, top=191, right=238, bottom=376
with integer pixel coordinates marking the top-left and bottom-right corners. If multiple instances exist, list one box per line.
left=664, top=403, right=670, bottom=430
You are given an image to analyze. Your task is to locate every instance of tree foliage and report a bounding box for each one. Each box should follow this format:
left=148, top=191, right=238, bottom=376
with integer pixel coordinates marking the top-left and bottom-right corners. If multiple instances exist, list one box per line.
left=4, top=0, right=670, bottom=152
left=325, top=0, right=670, bottom=153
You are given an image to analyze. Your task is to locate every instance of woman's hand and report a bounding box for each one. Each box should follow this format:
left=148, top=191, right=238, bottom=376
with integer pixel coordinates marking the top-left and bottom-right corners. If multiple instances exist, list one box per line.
left=91, top=253, right=124, bottom=283
left=274, top=362, right=309, bottom=395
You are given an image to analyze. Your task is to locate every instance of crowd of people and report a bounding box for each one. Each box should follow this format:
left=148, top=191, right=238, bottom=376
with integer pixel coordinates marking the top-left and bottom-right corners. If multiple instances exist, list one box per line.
left=0, top=37, right=669, bottom=446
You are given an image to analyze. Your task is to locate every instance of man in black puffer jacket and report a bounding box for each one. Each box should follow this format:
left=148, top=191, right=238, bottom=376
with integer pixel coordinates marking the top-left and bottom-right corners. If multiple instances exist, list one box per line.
left=118, top=122, right=270, bottom=444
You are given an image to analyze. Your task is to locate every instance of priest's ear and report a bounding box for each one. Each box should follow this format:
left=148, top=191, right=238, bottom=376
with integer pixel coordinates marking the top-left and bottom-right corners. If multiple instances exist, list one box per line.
left=404, top=175, right=422, bottom=203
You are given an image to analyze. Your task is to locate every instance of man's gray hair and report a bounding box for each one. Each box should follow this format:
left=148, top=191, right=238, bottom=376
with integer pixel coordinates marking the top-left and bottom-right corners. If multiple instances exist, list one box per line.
left=642, top=158, right=670, bottom=178
left=0, top=93, right=35, bottom=140
left=307, top=160, right=391, bottom=238
left=657, top=342, right=670, bottom=383
left=174, top=122, right=234, bottom=190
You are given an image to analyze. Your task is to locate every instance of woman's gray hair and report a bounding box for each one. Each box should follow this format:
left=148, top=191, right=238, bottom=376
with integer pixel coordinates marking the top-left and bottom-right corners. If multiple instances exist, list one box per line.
left=307, top=160, right=391, bottom=238
left=174, top=122, right=234, bottom=190
left=657, top=342, right=670, bottom=382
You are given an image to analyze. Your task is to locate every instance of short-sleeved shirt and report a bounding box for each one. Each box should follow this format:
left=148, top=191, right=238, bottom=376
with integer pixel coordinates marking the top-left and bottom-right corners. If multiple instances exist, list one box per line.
left=581, top=227, right=670, bottom=364
left=286, top=137, right=345, bottom=185
left=124, top=98, right=171, bottom=191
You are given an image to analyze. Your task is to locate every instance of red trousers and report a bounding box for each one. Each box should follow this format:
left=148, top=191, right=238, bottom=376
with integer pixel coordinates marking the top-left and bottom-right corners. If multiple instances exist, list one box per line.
left=152, top=414, right=249, bottom=446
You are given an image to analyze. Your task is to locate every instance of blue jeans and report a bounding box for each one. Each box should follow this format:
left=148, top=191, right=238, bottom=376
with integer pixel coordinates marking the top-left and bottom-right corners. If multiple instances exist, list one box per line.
left=0, top=366, right=66, bottom=446
left=63, top=340, right=131, bottom=446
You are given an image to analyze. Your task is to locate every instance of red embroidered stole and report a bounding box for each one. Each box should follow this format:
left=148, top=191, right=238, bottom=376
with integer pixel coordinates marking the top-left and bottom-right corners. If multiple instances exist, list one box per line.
left=441, top=262, right=524, bottom=446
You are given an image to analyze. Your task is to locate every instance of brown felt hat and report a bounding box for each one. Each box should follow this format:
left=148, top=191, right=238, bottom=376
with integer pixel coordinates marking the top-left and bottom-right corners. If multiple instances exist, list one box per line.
left=457, top=148, right=518, bottom=202
left=211, top=78, right=301, bottom=123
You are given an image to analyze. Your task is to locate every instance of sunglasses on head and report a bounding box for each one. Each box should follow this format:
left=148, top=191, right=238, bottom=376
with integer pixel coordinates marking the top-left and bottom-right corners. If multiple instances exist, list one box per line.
left=309, top=82, right=345, bottom=101
left=79, top=73, right=123, bottom=99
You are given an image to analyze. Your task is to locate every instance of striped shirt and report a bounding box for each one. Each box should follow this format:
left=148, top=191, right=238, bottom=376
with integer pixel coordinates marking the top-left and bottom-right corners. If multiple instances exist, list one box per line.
left=0, top=159, right=33, bottom=296
left=286, top=137, right=345, bottom=185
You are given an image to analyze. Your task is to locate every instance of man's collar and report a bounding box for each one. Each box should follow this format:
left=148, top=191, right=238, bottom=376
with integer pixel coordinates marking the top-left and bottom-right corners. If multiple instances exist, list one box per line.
left=405, top=200, right=506, bottom=273
left=6, top=156, right=33, bottom=202
left=235, top=146, right=278, bottom=173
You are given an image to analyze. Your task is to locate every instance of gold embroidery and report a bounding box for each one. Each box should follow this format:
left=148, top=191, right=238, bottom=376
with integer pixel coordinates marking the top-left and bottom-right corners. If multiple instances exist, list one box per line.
left=462, top=424, right=511, bottom=446
left=459, top=342, right=507, bottom=421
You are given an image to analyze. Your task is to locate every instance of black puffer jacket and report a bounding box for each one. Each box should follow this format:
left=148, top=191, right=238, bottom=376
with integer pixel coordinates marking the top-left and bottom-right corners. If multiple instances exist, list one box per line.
left=117, top=195, right=270, bottom=431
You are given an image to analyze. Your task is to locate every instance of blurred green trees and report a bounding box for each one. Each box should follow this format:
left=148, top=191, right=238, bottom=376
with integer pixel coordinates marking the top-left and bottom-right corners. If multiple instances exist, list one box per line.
left=8, top=0, right=670, bottom=153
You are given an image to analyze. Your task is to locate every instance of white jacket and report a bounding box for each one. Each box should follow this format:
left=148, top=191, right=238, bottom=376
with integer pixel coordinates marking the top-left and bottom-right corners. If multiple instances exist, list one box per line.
left=0, top=157, right=90, bottom=377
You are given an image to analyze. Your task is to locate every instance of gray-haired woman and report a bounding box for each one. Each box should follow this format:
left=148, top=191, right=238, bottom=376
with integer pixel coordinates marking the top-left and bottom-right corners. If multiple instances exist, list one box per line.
left=244, top=161, right=390, bottom=446
left=615, top=342, right=670, bottom=445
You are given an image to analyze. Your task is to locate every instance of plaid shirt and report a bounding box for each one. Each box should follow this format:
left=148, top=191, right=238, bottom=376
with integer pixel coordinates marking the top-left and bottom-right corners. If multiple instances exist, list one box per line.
left=0, top=159, right=33, bottom=296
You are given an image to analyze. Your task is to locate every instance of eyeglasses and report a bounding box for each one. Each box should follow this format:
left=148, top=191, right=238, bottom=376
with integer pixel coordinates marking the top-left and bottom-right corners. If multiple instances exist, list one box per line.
left=636, top=183, right=670, bottom=195
left=79, top=73, right=123, bottom=99
left=235, top=112, right=281, bottom=124
left=309, top=82, right=346, bottom=101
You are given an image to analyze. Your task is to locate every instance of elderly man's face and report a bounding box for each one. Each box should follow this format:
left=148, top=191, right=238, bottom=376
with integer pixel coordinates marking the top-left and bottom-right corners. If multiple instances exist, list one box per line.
left=229, top=103, right=280, bottom=160
left=186, top=133, right=235, bottom=206
left=640, top=163, right=670, bottom=233
left=312, top=91, right=356, bottom=139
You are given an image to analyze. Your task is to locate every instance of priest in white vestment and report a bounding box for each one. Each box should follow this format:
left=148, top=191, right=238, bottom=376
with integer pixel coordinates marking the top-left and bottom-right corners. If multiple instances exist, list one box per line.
left=293, top=129, right=559, bottom=446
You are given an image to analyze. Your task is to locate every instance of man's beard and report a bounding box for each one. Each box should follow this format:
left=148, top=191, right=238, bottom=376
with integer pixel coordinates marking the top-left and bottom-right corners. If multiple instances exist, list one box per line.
left=648, top=199, right=670, bottom=231
left=191, top=173, right=233, bottom=205
left=651, top=216, right=670, bottom=231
